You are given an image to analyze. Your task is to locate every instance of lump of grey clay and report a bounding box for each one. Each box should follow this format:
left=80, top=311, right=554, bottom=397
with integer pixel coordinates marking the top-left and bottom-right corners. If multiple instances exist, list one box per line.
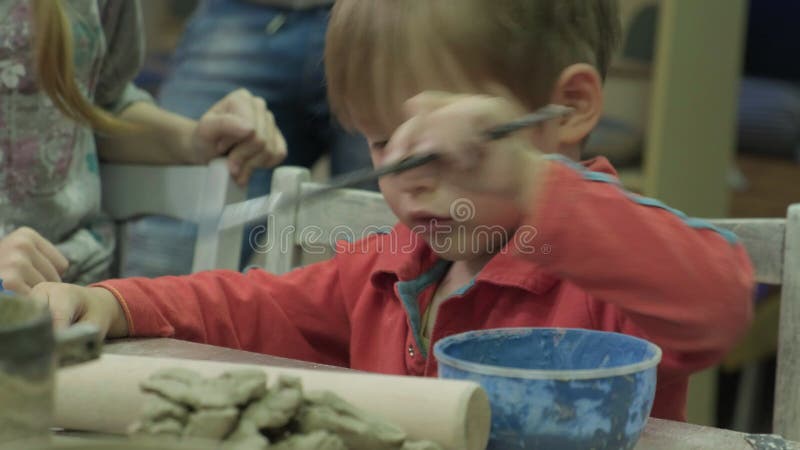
left=308, top=391, right=406, bottom=444
left=271, top=431, right=347, bottom=450
left=222, top=419, right=270, bottom=450
left=185, top=377, right=261, bottom=409
left=150, top=368, right=205, bottom=385
left=298, top=404, right=369, bottom=433
left=139, top=393, right=189, bottom=423
left=242, top=377, right=303, bottom=430
left=183, top=407, right=239, bottom=440
left=140, top=376, right=195, bottom=405
left=137, top=417, right=184, bottom=436
left=135, top=369, right=444, bottom=450
left=142, top=368, right=267, bottom=409
left=221, top=369, right=268, bottom=402
left=276, top=375, right=302, bottom=390
left=402, top=440, right=445, bottom=450
left=298, top=392, right=406, bottom=450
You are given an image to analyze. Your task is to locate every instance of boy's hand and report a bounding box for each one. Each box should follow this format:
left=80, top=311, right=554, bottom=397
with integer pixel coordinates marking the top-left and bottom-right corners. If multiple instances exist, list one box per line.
left=386, top=92, right=550, bottom=209
left=0, top=227, right=69, bottom=294
left=30, top=283, right=129, bottom=339
left=192, top=88, right=288, bottom=186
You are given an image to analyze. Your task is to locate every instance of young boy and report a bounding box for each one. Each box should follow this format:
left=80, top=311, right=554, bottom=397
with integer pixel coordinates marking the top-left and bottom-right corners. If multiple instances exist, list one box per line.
left=31, top=0, right=754, bottom=422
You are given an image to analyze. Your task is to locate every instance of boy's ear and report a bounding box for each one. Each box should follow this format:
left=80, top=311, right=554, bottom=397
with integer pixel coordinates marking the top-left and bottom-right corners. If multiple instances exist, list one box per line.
left=549, top=64, right=604, bottom=146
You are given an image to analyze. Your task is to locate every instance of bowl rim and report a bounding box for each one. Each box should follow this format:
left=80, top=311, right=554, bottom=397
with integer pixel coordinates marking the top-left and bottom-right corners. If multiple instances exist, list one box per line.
left=433, top=327, right=663, bottom=381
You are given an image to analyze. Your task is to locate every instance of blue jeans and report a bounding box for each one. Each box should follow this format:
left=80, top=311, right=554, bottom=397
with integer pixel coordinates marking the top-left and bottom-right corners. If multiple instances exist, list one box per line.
left=121, top=0, right=373, bottom=276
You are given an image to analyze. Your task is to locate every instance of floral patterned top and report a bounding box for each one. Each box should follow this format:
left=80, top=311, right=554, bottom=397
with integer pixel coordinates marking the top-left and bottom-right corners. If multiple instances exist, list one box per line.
left=0, top=0, right=151, bottom=283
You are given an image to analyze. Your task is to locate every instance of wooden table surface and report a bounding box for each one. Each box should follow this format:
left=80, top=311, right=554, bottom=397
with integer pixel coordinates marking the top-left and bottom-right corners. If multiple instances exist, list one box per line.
left=104, top=338, right=799, bottom=450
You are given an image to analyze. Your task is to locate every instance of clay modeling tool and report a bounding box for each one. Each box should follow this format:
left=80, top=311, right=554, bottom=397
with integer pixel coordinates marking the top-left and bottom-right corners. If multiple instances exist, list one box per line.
left=195, top=192, right=284, bottom=232
left=279, top=104, right=573, bottom=208
left=202, top=104, right=572, bottom=231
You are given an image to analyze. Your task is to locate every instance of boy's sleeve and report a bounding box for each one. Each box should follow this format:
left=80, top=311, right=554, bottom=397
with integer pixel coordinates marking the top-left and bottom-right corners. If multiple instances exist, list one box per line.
left=95, top=0, right=153, bottom=114
left=522, top=156, right=754, bottom=372
left=92, top=258, right=352, bottom=367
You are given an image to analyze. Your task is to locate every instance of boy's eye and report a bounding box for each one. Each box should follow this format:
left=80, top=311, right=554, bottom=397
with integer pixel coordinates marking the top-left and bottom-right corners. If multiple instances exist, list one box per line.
left=370, top=140, right=389, bottom=151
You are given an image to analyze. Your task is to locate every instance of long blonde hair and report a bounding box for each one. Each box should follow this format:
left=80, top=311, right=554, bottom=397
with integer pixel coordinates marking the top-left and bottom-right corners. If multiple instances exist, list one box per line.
left=32, top=0, right=132, bottom=134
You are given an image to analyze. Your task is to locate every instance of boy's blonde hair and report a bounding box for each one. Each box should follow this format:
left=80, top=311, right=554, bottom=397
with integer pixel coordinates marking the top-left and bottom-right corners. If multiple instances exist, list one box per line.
left=326, top=0, right=621, bottom=131
left=33, top=0, right=131, bottom=134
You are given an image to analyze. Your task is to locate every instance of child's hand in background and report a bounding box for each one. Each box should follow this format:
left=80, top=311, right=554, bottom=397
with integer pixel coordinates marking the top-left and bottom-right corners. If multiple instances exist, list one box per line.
left=30, top=283, right=128, bottom=339
left=386, top=91, right=551, bottom=210
left=0, top=228, right=69, bottom=294
left=192, top=88, right=288, bottom=186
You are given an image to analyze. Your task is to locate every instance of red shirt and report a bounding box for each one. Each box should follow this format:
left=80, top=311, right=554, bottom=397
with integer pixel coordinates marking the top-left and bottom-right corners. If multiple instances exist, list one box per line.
left=97, top=157, right=754, bottom=421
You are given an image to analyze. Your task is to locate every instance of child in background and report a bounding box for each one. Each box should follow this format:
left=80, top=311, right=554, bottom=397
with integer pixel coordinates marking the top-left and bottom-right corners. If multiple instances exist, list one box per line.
left=0, top=0, right=286, bottom=293
left=30, top=0, right=754, bottom=421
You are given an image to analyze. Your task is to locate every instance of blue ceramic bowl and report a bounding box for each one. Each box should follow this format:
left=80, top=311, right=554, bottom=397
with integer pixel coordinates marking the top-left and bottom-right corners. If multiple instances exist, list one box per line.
left=434, top=328, right=662, bottom=450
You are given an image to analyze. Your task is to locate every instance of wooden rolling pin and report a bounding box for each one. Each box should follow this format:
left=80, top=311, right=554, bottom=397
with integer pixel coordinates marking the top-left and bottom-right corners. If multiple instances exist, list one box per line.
left=54, top=354, right=490, bottom=450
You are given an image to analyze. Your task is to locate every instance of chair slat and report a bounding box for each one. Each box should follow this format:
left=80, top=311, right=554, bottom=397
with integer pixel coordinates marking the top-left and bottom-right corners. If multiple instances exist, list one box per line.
left=101, top=159, right=245, bottom=273
left=774, top=205, right=800, bottom=440
left=709, top=219, right=785, bottom=284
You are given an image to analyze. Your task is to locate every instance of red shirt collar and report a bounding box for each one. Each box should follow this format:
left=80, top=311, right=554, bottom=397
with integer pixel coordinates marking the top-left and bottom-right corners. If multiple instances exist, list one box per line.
left=368, top=223, right=559, bottom=294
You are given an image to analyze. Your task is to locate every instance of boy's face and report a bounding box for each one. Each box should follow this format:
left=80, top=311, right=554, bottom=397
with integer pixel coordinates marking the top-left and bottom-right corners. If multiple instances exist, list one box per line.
left=357, top=114, right=560, bottom=262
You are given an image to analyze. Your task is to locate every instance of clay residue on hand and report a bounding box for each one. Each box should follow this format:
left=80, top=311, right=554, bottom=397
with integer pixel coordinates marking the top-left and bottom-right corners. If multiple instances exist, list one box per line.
left=131, top=369, right=443, bottom=450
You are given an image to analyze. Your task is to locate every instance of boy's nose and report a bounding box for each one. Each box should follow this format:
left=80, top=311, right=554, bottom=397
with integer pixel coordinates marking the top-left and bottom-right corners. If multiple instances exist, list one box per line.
left=392, top=163, right=439, bottom=195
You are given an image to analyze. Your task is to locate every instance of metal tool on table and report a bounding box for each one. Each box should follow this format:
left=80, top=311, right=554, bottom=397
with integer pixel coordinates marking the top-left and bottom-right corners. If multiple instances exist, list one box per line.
left=203, top=104, right=573, bottom=232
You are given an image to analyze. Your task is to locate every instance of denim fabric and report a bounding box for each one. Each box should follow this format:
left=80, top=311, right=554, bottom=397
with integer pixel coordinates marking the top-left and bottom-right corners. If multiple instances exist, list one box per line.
left=121, top=0, right=373, bottom=277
